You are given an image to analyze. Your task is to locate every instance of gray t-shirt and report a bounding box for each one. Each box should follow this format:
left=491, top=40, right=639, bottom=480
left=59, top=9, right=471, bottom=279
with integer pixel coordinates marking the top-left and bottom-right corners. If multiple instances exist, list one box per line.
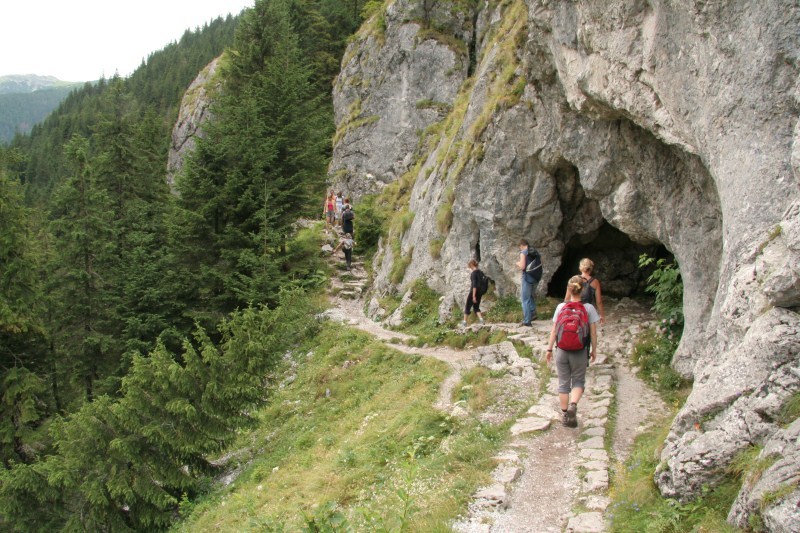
left=552, top=302, right=600, bottom=324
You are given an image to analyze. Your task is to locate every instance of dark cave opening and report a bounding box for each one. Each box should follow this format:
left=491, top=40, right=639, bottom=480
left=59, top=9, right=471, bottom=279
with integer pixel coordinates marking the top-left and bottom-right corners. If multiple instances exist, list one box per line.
left=547, top=221, right=673, bottom=299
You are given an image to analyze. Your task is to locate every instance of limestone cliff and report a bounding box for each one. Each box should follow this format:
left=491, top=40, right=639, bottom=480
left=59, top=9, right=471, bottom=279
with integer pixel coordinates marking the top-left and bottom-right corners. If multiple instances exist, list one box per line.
left=330, top=0, right=800, bottom=527
left=167, top=56, right=222, bottom=191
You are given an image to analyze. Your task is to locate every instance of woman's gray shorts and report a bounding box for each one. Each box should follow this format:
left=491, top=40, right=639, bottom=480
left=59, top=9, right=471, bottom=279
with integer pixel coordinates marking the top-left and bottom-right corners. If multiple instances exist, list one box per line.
left=555, top=347, right=588, bottom=393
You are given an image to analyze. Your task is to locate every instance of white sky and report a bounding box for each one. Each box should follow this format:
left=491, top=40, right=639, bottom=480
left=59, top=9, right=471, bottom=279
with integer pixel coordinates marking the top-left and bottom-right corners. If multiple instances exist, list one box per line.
left=0, top=1, right=254, bottom=81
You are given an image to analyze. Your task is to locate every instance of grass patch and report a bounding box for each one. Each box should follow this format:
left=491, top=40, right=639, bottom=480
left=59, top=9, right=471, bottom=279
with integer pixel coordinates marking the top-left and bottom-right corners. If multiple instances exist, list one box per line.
left=174, top=324, right=505, bottom=531
left=416, top=27, right=468, bottom=55
left=435, top=186, right=455, bottom=235
left=777, top=391, right=800, bottom=425
left=389, top=246, right=413, bottom=285
left=484, top=294, right=557, bottom=323
left=393, top=280, right=508, bottom=349
left=416, top=99, right=453, bottom=114
left=609, top=411, right=743, bottom=533
left=453, top=367, right=495, bottom=412
left=631, top=330, right=691, bottom=405
left=429, top=237, right=445, bottom=259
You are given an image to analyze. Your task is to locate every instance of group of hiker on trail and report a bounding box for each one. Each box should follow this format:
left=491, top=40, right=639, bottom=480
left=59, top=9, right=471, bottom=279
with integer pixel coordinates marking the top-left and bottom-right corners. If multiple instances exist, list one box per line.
left=324, top=187, right=603, bottom=428
left=463, top=242, right=606, bottom=428
left=325, top=190, right=356, bottom=270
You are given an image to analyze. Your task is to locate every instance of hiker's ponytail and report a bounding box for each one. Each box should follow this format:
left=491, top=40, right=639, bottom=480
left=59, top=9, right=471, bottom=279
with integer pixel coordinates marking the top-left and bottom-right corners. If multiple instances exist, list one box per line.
left=567, top=275, right=584, bottom=296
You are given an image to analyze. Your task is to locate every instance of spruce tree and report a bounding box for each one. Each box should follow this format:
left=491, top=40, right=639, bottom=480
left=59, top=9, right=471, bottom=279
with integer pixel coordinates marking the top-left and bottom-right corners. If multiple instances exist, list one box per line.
left=172, top=0, right=329, bottom=317
left=0, top=147, right=49, bottom=466
left=0, top=291, right=316, bottom=531
left=47, top=135, right=119, bottom=402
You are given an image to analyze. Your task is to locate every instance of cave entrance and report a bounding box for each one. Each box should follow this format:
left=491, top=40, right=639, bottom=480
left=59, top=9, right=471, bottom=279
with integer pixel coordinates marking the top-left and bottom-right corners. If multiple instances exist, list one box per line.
left=547, top=221, right=673, bottom=299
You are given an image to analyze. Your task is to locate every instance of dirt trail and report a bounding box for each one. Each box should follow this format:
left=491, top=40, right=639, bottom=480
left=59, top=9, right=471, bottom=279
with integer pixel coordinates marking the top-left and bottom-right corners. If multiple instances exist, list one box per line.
left=321, top=239, right=667, bottom=532
left=322, top=243, right=475, bottom=413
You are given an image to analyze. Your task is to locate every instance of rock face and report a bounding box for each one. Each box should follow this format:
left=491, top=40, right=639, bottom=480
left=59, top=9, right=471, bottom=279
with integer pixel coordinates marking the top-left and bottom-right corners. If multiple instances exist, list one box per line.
left=330, top=0, right=800, bottom=528
left=329, top=0, right=472, bottom=198
left=167, top=56, right=222, bottom=191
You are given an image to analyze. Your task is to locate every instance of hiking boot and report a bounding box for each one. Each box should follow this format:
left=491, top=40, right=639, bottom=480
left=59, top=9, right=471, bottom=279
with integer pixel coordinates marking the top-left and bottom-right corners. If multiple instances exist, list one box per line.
left=519, top=322, right=532, bottom=327
left=479, top=318, right=485, bottom=325
left=460, top=320, right=467, bottom=328
left=561, top=411, right=570, bottom=427
left=566, top=402, right=578, bottom=428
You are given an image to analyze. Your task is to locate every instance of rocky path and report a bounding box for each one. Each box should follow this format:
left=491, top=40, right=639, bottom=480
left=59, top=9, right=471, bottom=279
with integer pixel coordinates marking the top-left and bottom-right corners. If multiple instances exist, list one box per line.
left=320, top=236, right=666, bottom=532
left=454, top=301, right=666, bottom=533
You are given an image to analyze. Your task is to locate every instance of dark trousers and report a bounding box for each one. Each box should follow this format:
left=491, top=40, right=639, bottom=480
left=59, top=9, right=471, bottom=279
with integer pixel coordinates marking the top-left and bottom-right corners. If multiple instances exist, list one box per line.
left=343, top=248, right=352, bottom=268
left=464, top=292, right=482, bottom=315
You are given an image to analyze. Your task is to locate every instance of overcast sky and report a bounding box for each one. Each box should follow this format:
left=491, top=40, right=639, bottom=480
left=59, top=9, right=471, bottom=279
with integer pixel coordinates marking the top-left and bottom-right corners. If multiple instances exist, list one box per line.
left=0, top=0, right=254, bottom=81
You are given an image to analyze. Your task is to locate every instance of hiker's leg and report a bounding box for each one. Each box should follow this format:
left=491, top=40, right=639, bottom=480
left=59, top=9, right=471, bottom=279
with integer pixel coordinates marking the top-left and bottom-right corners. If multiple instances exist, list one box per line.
left=555, top=348, right=571, bottom=410
left=568, top=351, right=588, bottom=404
left=520, top=281, right=533, bottom=323
left=529, top=280, right=539, bottom=319
left=570, top=387, right=584, bottom=404
left=464, top=293, right=474, bottom=323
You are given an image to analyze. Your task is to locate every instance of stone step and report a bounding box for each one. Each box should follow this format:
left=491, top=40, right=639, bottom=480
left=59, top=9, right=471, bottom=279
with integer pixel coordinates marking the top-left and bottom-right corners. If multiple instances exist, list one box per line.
left=338, top=290, right=360, bottom=299
left=509, top=417, right=551, bottom=436
left=566, top=512, right=606, bottom=533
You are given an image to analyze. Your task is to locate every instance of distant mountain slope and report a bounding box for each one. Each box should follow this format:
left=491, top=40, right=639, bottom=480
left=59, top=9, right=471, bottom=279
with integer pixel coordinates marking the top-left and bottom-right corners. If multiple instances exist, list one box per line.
left=0, top=83, right=84, bottom=142
left=0, top=74, right=79, bottom=94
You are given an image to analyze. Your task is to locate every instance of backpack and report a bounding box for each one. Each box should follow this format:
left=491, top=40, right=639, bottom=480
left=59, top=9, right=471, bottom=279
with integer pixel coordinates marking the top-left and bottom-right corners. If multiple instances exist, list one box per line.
left=524, top=246, right=543, bottom=283
left=342, top=238, right=353, bottom=250
left=555, top=302, right=590, bottom=351
left=580, top=277, right=596, bottom=306
left=342, top=210, right=354, bottom=221
left=476, top=270, right=490, bottom=296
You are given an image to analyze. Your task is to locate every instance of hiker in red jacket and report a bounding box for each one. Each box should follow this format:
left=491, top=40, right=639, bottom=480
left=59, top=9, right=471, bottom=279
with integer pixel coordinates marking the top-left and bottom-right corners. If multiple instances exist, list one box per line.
left=546, top=276, right=600, bottom=428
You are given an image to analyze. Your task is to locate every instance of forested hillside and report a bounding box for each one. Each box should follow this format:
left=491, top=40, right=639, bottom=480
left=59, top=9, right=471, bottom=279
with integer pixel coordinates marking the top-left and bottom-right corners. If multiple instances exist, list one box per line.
left=11, top=15, right=240, bottom=198
left=0, top=1, right=365, bottom=530
left=0, top=84, right=83, bottom=143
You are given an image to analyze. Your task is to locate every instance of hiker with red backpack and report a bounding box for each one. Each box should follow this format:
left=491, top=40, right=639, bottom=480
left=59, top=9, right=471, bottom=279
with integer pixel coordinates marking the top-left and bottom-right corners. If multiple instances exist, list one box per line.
left=546, top=275, right=600, bottom=427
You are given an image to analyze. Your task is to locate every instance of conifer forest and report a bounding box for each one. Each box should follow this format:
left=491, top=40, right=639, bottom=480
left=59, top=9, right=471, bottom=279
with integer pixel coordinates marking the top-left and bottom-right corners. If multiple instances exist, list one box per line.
left=0, top=1, right=367, bottom=529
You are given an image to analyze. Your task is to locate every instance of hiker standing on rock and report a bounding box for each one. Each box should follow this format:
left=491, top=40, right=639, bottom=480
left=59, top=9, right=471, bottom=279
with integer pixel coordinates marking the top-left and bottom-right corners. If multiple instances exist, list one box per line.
left=564, top=257, right=605, bottom=325
left=333, top=233, right=356, bottom=270
left=341, top=202, right=355, bottom=237
left=517, top=239, right=542, bottom=326
left=461, top=259, right=487, bottom=327
left=546, top=276, right=599, bottom=427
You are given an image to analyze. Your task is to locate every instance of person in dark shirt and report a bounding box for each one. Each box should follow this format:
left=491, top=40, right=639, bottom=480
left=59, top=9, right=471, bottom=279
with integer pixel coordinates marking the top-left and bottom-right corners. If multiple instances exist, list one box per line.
left=461, top=259, right=485, bottom=327
left=341, top=202, right=355, bottom=237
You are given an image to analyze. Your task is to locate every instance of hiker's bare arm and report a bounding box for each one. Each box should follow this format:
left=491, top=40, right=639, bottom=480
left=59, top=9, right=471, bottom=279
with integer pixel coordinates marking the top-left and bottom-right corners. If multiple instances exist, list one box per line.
left=545, top=324, right=557, bottom=362
left=593, top=279, right=605, bottom=324
left=517, top=253, right=526, bottom=271
left=589, top=323, right=597, bottom=362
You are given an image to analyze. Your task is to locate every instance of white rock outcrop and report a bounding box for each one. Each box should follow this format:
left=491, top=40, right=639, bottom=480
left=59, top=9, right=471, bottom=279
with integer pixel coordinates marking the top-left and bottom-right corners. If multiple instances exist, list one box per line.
left=329, top=0, right=800, bottom=528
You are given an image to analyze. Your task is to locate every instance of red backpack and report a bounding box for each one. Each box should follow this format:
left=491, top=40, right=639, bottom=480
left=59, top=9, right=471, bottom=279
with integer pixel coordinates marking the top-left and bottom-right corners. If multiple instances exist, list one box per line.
left=555, top=302, right=590, bottom=351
